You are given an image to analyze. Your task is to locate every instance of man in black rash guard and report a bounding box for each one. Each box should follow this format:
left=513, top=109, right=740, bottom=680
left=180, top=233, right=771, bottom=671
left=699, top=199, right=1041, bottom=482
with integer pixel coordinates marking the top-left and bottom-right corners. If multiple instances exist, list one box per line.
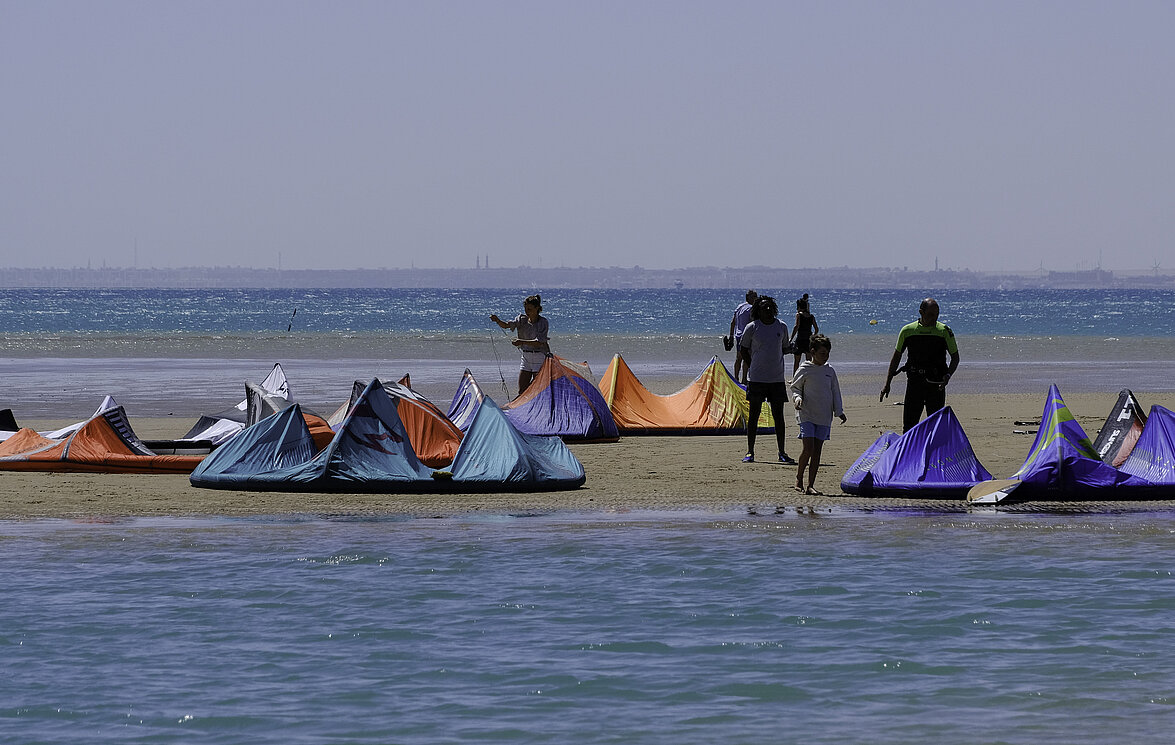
left=880, top=298, right=960, bottom=432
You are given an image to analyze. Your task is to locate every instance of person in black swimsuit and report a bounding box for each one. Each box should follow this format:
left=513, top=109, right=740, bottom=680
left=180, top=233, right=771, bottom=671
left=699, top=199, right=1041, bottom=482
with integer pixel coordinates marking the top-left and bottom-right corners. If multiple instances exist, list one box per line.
left=789, top=293, right=818, bottom=378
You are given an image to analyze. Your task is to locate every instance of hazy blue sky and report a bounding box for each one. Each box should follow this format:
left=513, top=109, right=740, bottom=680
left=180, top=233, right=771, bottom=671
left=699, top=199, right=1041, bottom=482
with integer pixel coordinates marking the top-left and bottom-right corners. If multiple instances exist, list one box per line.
left=3, top=1, right=1172, bottom=272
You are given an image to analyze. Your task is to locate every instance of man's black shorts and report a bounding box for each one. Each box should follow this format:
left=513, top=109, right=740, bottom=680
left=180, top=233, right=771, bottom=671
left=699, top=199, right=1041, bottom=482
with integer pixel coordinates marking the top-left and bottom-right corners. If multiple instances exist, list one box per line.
left=746, top=381, right=790, bottom=406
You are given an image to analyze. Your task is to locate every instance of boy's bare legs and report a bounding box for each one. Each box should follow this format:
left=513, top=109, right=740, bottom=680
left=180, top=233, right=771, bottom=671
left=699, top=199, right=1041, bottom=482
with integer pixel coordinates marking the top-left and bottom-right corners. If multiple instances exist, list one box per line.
left=795, top=438, right=812, bottom=491
left=805, top=440, right=826, bottom=494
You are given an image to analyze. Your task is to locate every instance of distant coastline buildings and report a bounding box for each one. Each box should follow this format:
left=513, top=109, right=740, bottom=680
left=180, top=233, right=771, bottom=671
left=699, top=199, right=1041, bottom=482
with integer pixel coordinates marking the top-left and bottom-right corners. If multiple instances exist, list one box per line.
left=0, top=265, right=1171, bottom=290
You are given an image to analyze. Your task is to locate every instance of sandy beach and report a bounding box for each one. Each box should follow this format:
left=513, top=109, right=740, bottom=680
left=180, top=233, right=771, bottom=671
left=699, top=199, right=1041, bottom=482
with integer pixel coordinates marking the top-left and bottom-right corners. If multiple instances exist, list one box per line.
left=6, top=387, right=1175, bottom=519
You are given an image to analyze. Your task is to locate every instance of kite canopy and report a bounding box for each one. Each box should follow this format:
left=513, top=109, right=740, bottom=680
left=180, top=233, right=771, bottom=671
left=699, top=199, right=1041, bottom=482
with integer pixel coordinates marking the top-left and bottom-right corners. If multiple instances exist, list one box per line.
left=1008, top=385, right=1150, bottom=498
left=183, top=363, right=292, bottom=445
left=596, top=354, right=774, bottom=434
left=237, top=379, right=334, bottom=454
left=0, top=406, right=205, bottom=474
left=190, top=403, right=324, bottom=485
left=501, top=356, right=619, bottom=442
left=1117, top=405, right=1175, bottom=485
left=970, top=385, right=1155, bottom=503
left=191, top=378, right=584, bottom=492
left=840, top=431, right=901, bottom=494
left=447, top=369, right=486, bottom=432
left=40, top=395, right=120, bottom=440
left=842, top=407, right=991, bottom=497
left=1092, top=389, right=1147, bottom=467
left=448, top=393, right=586, bottom=489
left=329, top=378, right=463, bottom=467
left=0, top=410, right=22, bottom=452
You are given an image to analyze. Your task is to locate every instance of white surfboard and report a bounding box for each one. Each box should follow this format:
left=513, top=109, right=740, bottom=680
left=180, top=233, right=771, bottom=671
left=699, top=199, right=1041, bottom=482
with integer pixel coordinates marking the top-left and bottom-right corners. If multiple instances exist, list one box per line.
left=967, top=479, right=1022, bottom=504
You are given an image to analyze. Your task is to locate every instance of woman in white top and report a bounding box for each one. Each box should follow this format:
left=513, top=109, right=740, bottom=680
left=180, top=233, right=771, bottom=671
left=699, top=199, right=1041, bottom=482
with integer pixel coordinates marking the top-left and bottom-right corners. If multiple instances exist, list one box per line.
left=490, top=294, right=550, bottom=394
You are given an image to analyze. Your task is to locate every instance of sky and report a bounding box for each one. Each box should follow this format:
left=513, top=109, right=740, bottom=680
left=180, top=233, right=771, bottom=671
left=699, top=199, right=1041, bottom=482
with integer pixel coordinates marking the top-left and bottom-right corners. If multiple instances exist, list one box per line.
left=2, top=1, right=1173, bottom=273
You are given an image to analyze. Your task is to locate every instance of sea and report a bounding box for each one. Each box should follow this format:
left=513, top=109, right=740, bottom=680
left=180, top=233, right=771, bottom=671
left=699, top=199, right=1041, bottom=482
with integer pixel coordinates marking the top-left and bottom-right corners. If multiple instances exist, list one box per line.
left=3, top=287, right=1175, bottom=743
left=2, top=286, right=1175, bottom=418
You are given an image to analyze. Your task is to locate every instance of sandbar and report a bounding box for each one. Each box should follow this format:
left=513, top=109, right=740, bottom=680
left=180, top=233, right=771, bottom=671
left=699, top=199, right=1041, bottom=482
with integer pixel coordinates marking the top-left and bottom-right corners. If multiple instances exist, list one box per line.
left=5, top=390, right=1175, bottom=519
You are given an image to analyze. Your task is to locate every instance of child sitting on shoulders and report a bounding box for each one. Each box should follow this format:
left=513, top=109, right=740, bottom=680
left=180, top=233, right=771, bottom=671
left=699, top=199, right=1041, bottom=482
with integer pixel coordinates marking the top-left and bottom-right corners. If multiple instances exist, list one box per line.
left=791, top=334, right=847, bottom=495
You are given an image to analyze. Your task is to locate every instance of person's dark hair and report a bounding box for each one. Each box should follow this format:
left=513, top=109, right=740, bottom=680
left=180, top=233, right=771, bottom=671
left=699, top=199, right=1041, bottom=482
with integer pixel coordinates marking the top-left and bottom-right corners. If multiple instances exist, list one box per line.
left=753, top=295, right=777, bottom=320
left=919, top=297, right=937, bottom=313
left=525, top=294, right=543, bottom=312
left=797, top=293, right=810, bottom=312
left=745, top=289, right=757, bottom=302
left=809, top=333, right=831, bottom=352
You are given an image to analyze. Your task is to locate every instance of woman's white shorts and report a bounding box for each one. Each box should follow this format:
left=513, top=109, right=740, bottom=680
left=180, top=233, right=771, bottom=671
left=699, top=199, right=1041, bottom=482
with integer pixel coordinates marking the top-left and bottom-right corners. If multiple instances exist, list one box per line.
left=520, top=349, right=547, bottom=373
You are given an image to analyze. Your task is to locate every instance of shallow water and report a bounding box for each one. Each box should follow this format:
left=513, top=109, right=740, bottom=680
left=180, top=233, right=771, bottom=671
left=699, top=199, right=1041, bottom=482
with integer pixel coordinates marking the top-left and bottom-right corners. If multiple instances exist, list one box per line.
left=7, top=349, right=1175, bottom=421
left=4, top=511, right=1175, bottom=744
left=5, top=286, right=1175, bottom=418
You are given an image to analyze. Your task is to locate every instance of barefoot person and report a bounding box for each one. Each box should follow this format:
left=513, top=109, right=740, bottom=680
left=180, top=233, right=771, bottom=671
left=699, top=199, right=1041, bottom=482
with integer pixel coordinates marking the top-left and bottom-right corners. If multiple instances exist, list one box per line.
left=880, top=297, right=960, bottom=432
left=490, top=294, right=550, bottom=395
left=739, top=295, right=793, bottom=464
left=791, top=334, right=846, bottom=495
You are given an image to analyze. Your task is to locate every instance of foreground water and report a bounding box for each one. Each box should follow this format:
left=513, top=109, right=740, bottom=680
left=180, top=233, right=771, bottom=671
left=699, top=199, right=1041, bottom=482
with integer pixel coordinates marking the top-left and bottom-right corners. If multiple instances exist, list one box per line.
left=4, top=511, right=1175, bottom=744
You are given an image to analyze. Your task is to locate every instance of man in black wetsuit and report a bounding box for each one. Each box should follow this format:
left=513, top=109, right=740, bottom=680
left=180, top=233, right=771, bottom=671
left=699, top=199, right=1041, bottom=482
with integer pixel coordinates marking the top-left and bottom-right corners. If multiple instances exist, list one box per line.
left=880, top=298, right=960, bottom=432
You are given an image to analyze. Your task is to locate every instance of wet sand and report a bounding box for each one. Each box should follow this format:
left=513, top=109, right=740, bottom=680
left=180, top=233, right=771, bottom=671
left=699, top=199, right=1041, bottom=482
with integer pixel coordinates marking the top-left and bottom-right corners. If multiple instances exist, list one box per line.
left=6, top=390, right=1175, bottom=519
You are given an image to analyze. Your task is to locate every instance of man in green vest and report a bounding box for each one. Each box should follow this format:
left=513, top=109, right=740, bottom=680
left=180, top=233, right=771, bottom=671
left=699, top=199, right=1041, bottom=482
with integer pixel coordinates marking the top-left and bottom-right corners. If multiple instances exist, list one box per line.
left=880, top=298, right=960, bottom=432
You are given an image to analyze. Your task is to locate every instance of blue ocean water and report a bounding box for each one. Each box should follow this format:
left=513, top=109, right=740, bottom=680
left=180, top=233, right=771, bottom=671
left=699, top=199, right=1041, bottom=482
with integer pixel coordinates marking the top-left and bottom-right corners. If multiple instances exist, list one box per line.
left=4, top=511, right=1175, bottom=744
left=4, top=286, right=1175, bottom=417
left=0, top=286, right=1170, bottom=336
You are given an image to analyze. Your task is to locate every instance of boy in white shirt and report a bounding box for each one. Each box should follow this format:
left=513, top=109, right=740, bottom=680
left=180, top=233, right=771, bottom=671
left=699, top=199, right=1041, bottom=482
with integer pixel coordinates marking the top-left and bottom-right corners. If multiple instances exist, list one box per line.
left=791, top=334, right=847, bottom=494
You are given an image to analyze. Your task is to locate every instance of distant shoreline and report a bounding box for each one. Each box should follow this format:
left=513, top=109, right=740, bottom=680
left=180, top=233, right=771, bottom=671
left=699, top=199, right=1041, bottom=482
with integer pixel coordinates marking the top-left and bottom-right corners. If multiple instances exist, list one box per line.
left=2, top=265, right=1173, bottom=290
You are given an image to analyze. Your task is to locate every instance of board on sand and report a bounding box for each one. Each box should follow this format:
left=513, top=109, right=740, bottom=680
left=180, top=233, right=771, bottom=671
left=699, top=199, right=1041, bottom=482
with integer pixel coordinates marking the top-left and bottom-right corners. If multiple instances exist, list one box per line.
left=967, top=479, right=1022, bottom=504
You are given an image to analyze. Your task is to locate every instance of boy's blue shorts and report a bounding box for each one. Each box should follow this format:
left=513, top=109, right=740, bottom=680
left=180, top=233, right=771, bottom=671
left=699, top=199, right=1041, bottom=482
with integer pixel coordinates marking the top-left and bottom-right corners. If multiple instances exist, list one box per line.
left=798, top=422, right=831, bottom=441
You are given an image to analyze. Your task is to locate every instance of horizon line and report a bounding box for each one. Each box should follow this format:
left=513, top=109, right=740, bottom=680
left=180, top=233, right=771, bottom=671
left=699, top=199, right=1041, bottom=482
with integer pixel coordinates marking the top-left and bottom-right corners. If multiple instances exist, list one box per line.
left=0, top=264, right=1163, bottom=276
